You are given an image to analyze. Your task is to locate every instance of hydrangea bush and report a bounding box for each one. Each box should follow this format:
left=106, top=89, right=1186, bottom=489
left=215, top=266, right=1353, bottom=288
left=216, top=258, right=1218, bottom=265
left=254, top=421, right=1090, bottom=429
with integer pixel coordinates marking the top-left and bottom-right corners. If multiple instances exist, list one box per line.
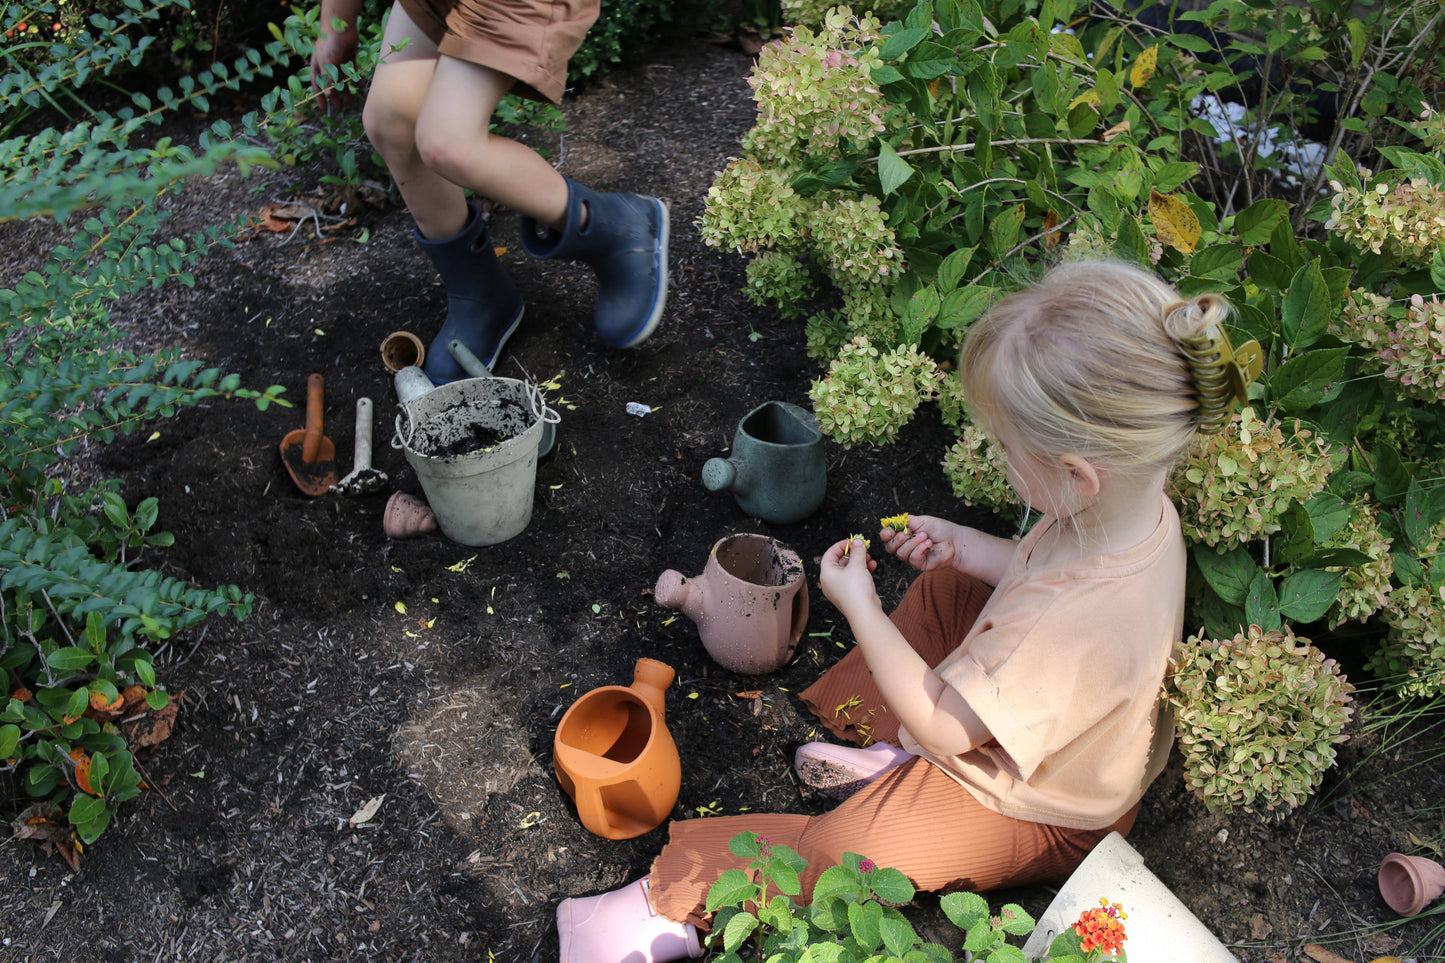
left=702, top=0, right=1445, bottom=812
left=1166, top=626, right=1355, bottom=818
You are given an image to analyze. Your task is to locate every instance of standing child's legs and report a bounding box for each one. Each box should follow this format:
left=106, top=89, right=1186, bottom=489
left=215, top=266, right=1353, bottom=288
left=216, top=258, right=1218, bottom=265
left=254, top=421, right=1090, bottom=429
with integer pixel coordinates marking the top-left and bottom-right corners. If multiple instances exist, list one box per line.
left=361, top=1, right=668, bottom=379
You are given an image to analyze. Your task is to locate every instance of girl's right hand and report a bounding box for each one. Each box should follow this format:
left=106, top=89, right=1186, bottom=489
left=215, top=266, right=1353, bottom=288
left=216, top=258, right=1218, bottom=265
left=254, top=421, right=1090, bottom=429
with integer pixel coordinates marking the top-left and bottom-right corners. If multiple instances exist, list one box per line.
left=879, top=515, right=962, bottom=572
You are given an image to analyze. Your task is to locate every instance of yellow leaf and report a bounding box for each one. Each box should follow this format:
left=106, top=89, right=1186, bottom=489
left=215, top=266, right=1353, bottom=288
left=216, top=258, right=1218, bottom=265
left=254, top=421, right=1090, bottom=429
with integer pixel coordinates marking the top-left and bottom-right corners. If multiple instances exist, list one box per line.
left=394, top=601, right=407, bottom=615
left=1068, top=90, right=1101, bottom=109
left=1130, top=45, right=1158, bottom=87
left=1149, top=189, right=1201, bottom=254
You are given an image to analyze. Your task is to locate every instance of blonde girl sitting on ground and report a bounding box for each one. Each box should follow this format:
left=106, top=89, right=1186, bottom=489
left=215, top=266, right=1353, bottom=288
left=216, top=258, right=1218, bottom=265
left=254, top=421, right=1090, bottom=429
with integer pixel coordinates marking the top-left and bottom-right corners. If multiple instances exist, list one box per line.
left=555, top=259, right=1258, bottom=963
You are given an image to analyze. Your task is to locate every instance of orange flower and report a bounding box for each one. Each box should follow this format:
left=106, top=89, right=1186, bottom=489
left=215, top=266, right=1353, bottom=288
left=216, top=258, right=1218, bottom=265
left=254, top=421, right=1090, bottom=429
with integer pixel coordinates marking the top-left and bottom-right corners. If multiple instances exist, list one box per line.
left=1072, top=899, right=1127, bottom=956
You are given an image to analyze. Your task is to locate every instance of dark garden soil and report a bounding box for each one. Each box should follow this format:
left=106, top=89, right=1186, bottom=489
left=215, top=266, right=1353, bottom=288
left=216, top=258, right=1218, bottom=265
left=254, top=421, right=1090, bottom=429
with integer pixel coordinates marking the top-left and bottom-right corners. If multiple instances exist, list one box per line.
left=2, top=27, right=1444, bottom=963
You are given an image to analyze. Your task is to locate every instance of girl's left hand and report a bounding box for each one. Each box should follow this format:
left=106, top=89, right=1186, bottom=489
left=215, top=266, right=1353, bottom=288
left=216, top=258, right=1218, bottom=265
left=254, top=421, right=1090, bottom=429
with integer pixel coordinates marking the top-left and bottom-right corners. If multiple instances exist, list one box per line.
left=819, top=537, right=881, bottom=620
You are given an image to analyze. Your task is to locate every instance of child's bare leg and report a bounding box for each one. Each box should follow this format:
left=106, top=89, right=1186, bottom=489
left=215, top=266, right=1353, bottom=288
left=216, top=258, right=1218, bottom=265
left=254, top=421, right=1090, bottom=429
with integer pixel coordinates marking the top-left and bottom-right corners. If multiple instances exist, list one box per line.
left=414, top=57, right=570, bottom=230
left=361, top=4, right=468, bottom=240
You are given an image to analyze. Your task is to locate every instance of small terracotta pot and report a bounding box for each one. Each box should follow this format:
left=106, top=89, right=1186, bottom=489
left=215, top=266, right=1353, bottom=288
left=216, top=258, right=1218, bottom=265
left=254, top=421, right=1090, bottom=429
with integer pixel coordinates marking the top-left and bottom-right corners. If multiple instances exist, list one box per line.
left=382, top=491, right=437, bottom=539
left=553, top=658, right=681, bottom=840
left=1379, top=852, right=1445, bottom=916
left=380, top=330, right=426, bottom=374
left=654, top=533, right=809, bottom=675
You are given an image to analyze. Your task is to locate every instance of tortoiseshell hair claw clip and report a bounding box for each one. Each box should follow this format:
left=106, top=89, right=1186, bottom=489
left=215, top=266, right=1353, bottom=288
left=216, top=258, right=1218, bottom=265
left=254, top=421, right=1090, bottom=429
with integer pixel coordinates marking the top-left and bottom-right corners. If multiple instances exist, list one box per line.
left=1180, top=324, right=1263, bottom=434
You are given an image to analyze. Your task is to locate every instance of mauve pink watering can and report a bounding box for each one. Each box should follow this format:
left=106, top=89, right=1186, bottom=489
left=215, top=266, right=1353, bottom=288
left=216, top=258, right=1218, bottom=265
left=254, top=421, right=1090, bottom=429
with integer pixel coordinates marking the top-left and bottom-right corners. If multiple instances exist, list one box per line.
left=654, top=533, right=809, bottom=675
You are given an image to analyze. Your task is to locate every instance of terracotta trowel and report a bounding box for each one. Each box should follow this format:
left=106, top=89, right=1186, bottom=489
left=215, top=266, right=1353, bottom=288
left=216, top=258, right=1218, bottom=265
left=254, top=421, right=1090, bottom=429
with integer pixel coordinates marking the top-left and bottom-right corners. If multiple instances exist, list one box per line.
left=280, top=373, right=337, bottom=496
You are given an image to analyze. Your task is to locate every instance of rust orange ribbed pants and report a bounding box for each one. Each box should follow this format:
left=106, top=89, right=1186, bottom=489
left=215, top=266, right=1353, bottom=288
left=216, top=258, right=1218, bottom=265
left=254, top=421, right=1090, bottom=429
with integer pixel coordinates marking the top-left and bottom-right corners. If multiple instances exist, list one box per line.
left=648, top=568, right=1137, bottom=930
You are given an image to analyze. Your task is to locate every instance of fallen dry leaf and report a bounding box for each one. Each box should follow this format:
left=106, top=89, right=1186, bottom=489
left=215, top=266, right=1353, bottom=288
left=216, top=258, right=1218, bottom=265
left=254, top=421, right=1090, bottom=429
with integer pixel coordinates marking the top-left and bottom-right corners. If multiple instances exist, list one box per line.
left=1304, top=943, right=1354, bottom=963
left=1248, top=913, right=1272, bottom=939
left=1363, top=932, right=1401, bottom=955
left=350, top=794, right=386, bottom=826
left=123, top=691, right=182, bottom=757
left=13, top=803, right=82, bottom=871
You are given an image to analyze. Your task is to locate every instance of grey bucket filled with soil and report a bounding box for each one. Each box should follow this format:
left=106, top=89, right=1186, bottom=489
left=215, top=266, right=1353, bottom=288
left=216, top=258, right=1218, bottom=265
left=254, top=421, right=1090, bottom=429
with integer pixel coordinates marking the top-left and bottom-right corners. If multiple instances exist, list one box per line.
left=393, top=377, right=556, bottom=546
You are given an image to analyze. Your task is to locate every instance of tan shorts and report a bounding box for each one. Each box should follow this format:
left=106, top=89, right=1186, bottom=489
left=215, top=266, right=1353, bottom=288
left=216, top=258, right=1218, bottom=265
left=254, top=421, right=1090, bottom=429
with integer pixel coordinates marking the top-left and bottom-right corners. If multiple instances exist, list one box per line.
left=398, top=0, right=599, bottom=104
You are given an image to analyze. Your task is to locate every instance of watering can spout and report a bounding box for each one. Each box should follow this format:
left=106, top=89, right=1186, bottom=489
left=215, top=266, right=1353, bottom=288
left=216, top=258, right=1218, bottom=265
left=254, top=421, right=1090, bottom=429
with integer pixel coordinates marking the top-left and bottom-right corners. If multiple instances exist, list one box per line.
left=629, top=658, right=675, bottom=716
left=702, top=456, right=742, bottom=494
left=393, top=365, right=435, bottom=407
left=654, top=569, right=700, bottom=621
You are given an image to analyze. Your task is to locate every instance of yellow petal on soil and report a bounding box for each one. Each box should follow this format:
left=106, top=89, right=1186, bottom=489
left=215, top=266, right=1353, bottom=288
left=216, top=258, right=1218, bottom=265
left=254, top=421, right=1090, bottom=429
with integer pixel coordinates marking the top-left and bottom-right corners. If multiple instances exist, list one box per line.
left=518, top=811, right=542, bottom=828
left=1149, top=190, right=1201, bottom=254
left=146, top=432, right=160, bottom=443
left=394, top=601, right=407, bottom=615
left=1130, top=45, right=1158, bottom=87
left=446, top=554, right=477, bottom=573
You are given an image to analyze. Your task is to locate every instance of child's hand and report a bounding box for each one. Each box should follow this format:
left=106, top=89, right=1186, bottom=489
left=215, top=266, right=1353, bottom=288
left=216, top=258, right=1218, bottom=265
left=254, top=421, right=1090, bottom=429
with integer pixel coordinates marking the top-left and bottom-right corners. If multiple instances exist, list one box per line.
left=819, top=537, right=881, bottom=620
left=879, top=515, right=961, bottom=572
left=310, top=25, right=359, bottom=114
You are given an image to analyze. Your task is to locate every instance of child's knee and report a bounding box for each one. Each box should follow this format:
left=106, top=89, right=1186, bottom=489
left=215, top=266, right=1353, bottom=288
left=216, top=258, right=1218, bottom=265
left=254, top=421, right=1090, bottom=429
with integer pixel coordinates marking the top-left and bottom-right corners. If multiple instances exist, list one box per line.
left=414, top=120, right=490, bottom=182
left=361, top=95, right=416, bottom=158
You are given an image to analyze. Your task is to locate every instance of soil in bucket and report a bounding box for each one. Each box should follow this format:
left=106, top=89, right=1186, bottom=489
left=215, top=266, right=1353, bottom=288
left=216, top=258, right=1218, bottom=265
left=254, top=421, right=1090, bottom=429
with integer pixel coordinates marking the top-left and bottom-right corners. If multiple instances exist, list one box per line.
left=409, top=395, right=530, bottom=459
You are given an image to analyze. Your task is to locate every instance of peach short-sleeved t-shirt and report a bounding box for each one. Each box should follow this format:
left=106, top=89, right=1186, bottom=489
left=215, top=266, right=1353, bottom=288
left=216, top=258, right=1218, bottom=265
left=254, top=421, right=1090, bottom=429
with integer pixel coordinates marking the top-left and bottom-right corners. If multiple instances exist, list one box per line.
left=899, top=492, right=1186, bottom=830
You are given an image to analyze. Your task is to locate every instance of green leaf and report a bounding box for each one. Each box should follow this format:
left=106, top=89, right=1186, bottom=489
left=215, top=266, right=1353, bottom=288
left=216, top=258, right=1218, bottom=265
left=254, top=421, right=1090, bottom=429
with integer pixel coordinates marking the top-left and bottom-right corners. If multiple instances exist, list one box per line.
left=940, top=891, right=989, bottom=929
left=880, top=914, right=919, bottom=956
left=1346, top=18, right=1367, bottom=66
left=1269, top=347, right=1346, bottom=412
left=721, top=910, right=758, bottom=952
left=0, top=724, right=19, bottom=758
left=997, top=903, right=1034, bottom=935
left=869, top=866, right=914, bottom=903
left=879, top=26, right=929, bottom=60
left=1281, top=260, right=1332, bottom=351
left=1373, top=441, right=1411, bottom=506
left=1404, top=479, right=1432, bottom=550
left=1303, top=493, right=1350, bottom=543
left=1231, top=196, right=1288, bottom=244
left=1190, top=243, right=1243, bottom=280
left=48, top=647, right=98, bottom=672
left=1278, top=569, right=1343, bottom=622
left=848, top=898, right=884, bottom=949
left=1195, top=546, right=1258, bottom=606
left=70, top=794, right=112, bottom=844
left=1245, top=570, right=1282, bottom=631
left=706, top=869, right=756, bottom=912
left=936, top=247, right=976, bottom=292
left=938, top=285, right=995, bottom=331
left=1247, top=251, right=1292, bottom=292
left=878, top=141, right=916, bottom=196
left=902, top=285, right=941, bottom=344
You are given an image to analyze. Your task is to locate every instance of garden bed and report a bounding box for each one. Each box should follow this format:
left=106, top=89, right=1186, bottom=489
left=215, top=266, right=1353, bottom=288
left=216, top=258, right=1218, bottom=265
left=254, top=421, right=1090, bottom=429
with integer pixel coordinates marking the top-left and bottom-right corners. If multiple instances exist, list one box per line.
left=1, top=28, right=1443, bottom=963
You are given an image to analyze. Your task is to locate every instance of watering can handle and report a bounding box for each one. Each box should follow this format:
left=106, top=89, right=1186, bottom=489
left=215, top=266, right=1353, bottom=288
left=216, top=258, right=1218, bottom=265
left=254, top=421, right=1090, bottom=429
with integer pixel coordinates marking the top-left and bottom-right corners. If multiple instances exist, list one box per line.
left=571, top=781, right=616, bottom=838
left=302, top=373, right=326, bottom=463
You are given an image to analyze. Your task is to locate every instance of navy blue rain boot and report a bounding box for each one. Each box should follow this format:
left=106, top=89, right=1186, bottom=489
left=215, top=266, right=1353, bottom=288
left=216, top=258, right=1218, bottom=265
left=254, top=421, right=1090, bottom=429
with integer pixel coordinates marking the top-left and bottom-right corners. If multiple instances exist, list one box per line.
left=519, top=178, right=668, bottom=348
left=416, top=203, right=525, bottom=384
